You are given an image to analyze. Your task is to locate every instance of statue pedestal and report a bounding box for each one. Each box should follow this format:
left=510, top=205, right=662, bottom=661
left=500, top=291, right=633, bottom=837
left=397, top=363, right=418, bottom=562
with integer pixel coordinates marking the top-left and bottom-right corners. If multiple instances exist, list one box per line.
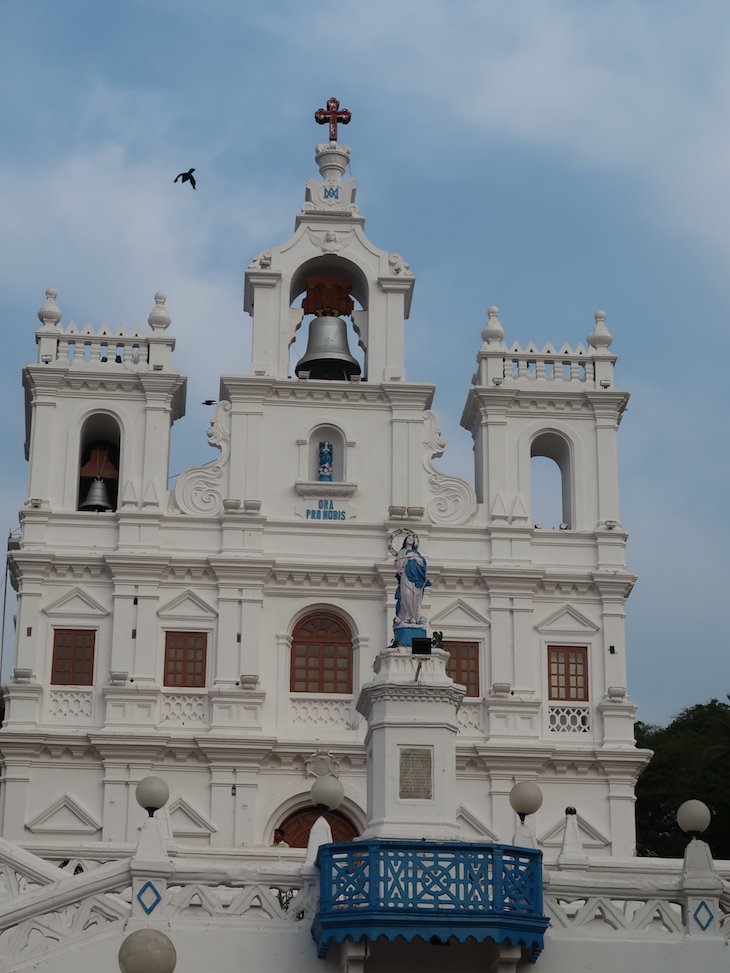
left=393, top=625, right=426, bottom=647
left=356, top=646, right=465, bottom=840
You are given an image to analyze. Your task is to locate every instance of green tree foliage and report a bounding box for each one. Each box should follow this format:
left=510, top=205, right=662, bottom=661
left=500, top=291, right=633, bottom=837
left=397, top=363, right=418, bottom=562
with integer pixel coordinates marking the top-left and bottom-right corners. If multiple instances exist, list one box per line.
left=635, top=697, right=730, bottom=859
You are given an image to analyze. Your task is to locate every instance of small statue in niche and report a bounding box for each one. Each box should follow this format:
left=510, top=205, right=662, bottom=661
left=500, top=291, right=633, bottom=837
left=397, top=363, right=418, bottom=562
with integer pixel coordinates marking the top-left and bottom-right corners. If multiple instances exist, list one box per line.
left=318, top=441, right=333, bottom=481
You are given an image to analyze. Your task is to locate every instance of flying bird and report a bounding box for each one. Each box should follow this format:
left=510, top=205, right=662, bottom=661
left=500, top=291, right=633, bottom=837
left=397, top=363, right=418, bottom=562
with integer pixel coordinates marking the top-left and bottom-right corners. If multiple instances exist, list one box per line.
left=174, top=168, right=196, bottom=189
left=201, top=400, right=216, bottom=406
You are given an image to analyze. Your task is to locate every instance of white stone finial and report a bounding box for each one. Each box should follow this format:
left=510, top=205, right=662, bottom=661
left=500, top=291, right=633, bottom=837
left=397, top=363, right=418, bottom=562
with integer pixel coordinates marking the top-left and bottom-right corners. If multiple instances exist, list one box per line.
left=558, top=806, right=587, bottom=863
left=314, top=142, right=351, bottom=181
left=482, top=305, right=504, bottom=345
left=148, top=291, right=171, bottom=331
left=37, top=288, right=62, bottom=328
left=304, top=814, right=334, bottom=866
left=587, top=309, right=613, bottom=350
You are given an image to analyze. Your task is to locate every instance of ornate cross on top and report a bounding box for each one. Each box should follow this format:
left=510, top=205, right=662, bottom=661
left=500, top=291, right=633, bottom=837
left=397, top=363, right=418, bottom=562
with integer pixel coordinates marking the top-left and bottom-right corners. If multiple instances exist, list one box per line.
left=314, top=97, right=351, bottom=141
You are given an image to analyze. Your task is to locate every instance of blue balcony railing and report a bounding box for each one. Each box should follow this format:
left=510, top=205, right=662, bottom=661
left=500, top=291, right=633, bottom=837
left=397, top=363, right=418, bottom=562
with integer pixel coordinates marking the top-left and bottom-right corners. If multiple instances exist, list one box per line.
left=312, top=840, right=549, bottom=962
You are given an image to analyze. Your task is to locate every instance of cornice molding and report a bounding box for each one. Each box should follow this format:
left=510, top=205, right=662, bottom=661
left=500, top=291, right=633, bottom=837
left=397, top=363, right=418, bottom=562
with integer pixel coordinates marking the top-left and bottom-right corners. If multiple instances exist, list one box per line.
left=357, top=682, right=465, bottom=715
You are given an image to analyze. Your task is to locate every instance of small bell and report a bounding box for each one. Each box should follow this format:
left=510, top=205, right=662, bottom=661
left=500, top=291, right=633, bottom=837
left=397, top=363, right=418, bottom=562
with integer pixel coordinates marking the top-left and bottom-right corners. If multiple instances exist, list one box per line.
left=80, top=477, right=113, bottom=512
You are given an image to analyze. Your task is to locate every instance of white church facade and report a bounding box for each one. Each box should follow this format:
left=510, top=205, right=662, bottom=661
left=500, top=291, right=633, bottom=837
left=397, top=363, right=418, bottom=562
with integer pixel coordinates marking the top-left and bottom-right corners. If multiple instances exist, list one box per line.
left=0, top=103, right=727, bottom=971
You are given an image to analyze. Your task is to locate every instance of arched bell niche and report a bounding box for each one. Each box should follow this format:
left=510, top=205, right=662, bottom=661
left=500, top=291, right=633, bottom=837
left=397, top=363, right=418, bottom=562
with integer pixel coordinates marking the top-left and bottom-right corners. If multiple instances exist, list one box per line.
left=288, top=257, right=369, bottom=381
left=77, top=414, right=121, bottom=512
left=530, top=430, right=574, bottom=529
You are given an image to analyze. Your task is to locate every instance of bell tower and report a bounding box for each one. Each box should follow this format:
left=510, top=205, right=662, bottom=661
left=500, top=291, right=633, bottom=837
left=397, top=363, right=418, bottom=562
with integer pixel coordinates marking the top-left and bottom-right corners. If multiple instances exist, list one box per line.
left=461, top=305, right=624, bottom=541
left=223, top=99, right=428, bottom=523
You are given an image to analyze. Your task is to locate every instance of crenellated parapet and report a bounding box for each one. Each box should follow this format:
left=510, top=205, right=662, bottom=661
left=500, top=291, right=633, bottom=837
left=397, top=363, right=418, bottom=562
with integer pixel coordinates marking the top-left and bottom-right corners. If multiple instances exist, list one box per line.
left=472, top=307, right=617, bottom=391
left=34, top=289, right=177, bottom=372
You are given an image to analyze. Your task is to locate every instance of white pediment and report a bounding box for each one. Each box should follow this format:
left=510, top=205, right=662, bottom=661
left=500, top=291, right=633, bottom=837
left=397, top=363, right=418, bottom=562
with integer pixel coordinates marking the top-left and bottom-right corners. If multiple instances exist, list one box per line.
left=44, top=587, right=109, bottom=619
left=456, top=804, right=499, bottom=841
left=157, top=590, right=217, bottom=621
left=430, top=599, right=490, bottom=629
left=539, top=811, right=609, bottom=849
left=168, top=797, right=217, bottom=838
left=534, top=604, right=599, bottom=635
left=26, top=795, right=101, bottom=835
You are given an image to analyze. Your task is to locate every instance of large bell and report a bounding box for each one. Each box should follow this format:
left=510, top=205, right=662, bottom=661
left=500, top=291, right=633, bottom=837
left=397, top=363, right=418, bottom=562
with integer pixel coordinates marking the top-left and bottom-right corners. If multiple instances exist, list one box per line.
left=295, top=315, right=361, bottom=381
left=80, top=477, right=113, bottom=512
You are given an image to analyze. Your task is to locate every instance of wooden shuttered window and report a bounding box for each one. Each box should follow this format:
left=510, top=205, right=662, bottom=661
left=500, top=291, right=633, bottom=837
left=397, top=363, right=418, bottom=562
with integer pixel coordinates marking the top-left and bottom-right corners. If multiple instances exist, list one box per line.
left=290, top=612, right=353, bottom=694
left=51, top=629, right=95, bottom=686
left=548, top=645, right=588, bottom=701
left=444, top=640, right=480, bottom=697
left=164, top=631, right=207, bottom=688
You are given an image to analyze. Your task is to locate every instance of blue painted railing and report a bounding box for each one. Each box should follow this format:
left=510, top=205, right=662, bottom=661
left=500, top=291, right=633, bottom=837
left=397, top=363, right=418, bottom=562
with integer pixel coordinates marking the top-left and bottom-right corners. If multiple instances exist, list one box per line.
left=312, top=840, right=549, bottom=961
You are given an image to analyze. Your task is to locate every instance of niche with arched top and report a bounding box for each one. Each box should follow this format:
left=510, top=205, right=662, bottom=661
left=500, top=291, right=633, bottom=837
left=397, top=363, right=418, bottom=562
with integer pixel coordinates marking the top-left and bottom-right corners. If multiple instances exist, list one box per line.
left=309, top=425, right=347, bottom=482
left=77, top=414, right=121, bottom=512
left=530, top=431, right=573, bottom=528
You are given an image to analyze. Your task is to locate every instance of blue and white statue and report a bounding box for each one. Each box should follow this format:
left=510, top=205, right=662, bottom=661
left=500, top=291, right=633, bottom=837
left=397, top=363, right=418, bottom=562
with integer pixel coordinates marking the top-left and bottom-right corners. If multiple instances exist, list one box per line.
left=389, top=531, right=431, bottom=645
left=318, top=441, right=333, bottom=481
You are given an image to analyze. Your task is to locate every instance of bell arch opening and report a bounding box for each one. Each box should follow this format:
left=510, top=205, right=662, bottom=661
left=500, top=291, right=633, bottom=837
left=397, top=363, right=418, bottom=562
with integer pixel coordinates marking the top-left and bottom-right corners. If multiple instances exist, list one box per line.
left=77, top=414, right=121, bottom=512
left=288, top=258, right=368, bottom=381
left=530, top=431, right=573, bottom=528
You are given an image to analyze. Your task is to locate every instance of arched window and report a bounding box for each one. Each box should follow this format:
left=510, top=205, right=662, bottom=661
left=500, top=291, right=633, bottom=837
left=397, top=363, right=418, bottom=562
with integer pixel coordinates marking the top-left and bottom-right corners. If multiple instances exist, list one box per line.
left=530, top=432, right=572, bottom=528
left=290, top=612, right=353, bottom=694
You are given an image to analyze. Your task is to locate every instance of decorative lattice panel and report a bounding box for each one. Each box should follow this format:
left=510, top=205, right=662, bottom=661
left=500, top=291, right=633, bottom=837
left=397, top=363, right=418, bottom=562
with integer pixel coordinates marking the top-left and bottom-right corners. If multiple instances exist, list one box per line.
left=548, top=705, right=591, bottom=733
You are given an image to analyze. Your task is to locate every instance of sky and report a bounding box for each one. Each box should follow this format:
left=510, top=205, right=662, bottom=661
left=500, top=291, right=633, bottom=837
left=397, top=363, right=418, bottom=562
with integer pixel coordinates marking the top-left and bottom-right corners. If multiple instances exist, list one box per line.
left=0, top=1, right=728, bottom=726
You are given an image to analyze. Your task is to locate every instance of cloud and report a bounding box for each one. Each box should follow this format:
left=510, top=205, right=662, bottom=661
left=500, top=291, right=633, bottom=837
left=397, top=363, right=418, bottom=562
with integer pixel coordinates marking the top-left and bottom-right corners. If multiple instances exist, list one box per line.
left=255, top=2, right=730, bottom=276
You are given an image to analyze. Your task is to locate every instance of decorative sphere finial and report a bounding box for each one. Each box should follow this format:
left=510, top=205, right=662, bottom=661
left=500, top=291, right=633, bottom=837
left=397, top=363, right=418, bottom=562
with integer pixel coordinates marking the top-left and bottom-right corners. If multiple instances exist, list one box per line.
left=482, top=305, right=504, bottom=345
left=148, top=292, right=171, bottom=331
left=38, top=288, right=62, bottom=328
left=587, top=309, right=613, bottom=350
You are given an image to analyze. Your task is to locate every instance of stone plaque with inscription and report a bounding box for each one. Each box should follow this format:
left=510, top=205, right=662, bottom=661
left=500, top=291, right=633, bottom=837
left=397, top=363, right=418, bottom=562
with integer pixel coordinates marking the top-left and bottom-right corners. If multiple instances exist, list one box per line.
left=399, top=747, right=433, bottom=800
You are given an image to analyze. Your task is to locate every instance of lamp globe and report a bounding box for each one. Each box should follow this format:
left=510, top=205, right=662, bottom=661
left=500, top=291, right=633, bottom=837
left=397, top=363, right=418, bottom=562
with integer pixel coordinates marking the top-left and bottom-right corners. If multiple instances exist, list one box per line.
left=677, top=799, right=711, bottom=835
left=135, top=777, right=170, bottom=817
left=310, top=774, right=345, bottom=811
left=118, top=928, right=176, bottom=973
left=509, top=781, right=543, bottom=821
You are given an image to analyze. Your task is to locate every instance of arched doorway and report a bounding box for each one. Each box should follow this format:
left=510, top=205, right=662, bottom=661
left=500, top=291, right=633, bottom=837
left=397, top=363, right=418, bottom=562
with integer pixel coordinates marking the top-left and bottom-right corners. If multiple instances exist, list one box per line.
left=278, top=807, right=359, bottom=848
